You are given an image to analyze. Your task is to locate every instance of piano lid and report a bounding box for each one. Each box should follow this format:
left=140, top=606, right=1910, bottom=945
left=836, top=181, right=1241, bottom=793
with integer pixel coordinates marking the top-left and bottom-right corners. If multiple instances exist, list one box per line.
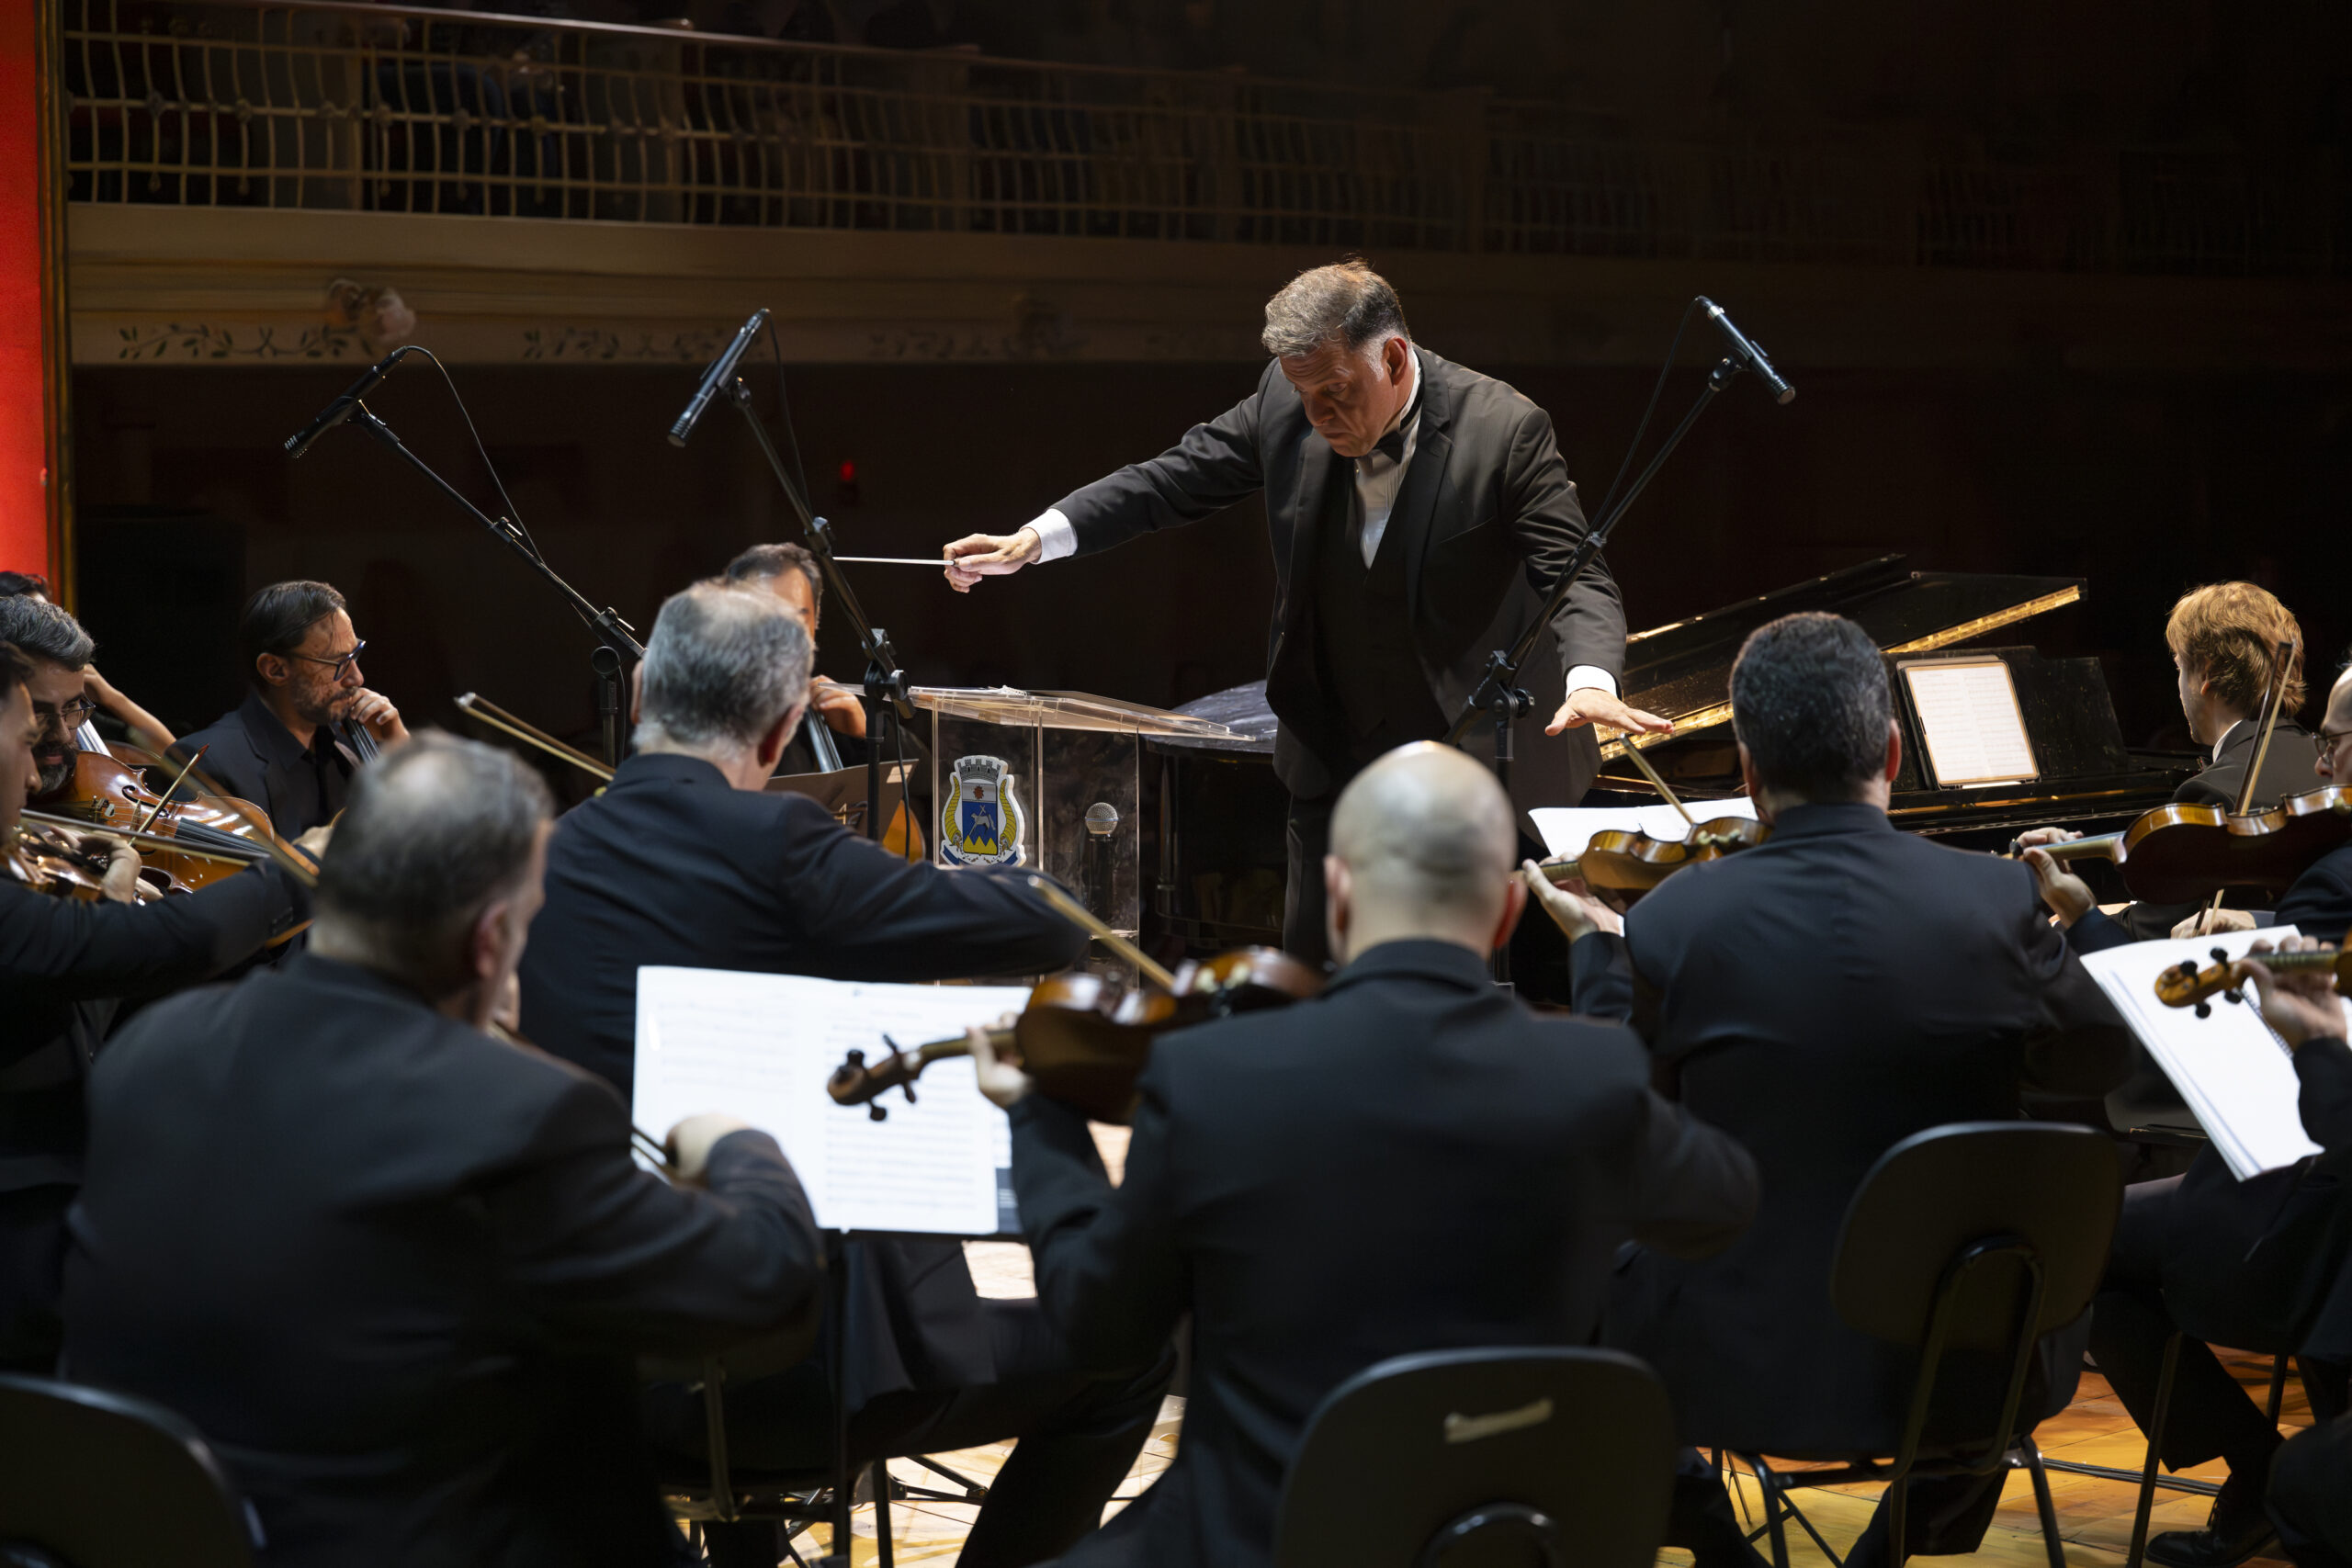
left=1605, top=555, right=2084, bottom=757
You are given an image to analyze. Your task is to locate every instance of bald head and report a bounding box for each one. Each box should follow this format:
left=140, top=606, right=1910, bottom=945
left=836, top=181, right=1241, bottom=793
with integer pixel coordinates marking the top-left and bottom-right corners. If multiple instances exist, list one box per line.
left=1326, top=743, right=1521, bottom=961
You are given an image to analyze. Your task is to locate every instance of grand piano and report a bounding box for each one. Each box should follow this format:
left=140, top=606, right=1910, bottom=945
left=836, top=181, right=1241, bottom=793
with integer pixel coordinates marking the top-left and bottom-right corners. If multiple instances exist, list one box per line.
left=1142, top=556, right=2195, bottom=954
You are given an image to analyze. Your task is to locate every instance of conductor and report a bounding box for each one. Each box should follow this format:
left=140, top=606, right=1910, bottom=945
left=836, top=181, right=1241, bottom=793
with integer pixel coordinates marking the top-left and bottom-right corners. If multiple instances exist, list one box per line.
left=943, top=259, right=1669, bottom=964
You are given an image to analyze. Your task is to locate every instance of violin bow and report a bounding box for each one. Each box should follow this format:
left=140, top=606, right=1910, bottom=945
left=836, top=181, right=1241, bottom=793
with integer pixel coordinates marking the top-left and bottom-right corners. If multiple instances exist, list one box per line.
left=1024, top=875, right=1182, bottom=991
left=456, top=693, right=615, bottom=782
left=132, top=744, right=208, bottom=838
left=2194, top=637, right=2299, bottom=934
left=1621, top=739, right=1696, bottom=828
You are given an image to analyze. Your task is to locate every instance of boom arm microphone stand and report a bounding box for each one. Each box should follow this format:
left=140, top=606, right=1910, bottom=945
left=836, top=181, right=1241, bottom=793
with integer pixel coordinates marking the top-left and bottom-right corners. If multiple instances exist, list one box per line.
left=346, top=402, right=644, bottom=763
left=674, top=320, right=915, bottom=844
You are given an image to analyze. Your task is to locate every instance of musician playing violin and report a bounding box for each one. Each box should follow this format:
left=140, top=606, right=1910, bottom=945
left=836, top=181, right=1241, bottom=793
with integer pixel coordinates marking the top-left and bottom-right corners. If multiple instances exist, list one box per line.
left=178, top=581, right=410, bottom=838
left=0, top=639, right=306, bottom=1375
left=724, top=543, right=868, bottom=766
left=2037, top=661, right=2352, bottom=952
left=2019, top=582, right=2312, bottom=940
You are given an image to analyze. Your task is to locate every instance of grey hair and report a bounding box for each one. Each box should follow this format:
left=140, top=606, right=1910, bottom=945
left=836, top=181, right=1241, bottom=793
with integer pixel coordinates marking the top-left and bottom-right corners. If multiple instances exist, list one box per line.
left=634, top=581, right=810, bottom=752
left=0, top=595, right=94, bottom=671
left=314, top=732, right=553, bottom=994
left=1729, top=613, right=1894, bottom=803
left=1261, top=259, right=1411, bottom=361
left=1329, top=741, right=1515, bottom=919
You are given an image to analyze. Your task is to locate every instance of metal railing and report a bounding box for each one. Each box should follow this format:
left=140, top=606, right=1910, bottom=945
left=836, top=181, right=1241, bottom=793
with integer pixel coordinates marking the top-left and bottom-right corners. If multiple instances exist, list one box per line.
left=62, top=0, right=2344, bottom=277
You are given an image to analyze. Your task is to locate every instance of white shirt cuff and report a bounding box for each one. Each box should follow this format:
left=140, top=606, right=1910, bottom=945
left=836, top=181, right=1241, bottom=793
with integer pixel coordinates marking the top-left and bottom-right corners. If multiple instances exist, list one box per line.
left=1025, top=509, right=1078, bottom=563
left=1564, top=665, right=1619, bottom=699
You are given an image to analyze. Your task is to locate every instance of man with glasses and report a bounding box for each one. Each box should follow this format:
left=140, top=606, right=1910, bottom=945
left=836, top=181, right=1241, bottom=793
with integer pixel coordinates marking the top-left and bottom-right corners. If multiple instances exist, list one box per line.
left=0, top=573, right=176, bottom=760
left=178, top=581, right=410, bottom=839
left=0, top=637, right=309, bottom=1373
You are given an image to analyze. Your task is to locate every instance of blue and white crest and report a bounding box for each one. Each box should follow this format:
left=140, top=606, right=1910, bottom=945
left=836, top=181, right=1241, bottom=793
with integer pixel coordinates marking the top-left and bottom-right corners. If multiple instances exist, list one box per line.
left=940, top=754, right=1025, bottom=867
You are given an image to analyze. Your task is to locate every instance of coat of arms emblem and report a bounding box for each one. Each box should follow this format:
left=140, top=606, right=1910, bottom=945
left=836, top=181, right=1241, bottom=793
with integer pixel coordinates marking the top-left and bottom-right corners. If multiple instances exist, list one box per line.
left=940, top=755, right=1025, bottom=867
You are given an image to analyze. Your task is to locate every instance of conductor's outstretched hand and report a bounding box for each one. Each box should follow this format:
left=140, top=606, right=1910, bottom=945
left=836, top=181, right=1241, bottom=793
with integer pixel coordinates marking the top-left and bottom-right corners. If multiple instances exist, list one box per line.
left=1548, top=687, right=1673, bottom=739
left=944, top=526, right=1043, bottom=593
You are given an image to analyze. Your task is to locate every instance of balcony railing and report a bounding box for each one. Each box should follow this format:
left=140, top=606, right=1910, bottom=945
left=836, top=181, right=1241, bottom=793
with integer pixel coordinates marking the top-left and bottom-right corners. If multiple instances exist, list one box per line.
left=62, top=0, right=2344, bottom=277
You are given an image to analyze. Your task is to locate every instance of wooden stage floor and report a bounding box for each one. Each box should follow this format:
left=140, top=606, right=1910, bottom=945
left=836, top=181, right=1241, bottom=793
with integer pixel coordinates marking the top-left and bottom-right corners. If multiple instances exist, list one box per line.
left=768, top=1131, right=2305, bottom=1565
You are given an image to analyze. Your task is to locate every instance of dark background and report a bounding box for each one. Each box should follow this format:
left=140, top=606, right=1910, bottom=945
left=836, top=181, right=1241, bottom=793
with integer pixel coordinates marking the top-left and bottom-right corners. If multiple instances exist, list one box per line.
left=67, top=352, right=2352, bottom=778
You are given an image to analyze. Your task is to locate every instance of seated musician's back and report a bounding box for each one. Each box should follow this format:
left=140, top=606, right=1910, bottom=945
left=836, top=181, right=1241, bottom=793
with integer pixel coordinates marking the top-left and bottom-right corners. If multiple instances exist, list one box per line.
left=983, top=741, right=1760, bottom=1568
left=1540, top=612, right=2132, bottom=1565
left=518, top=580, right=1083, bottom=1100
left=62, top=736, right=820, bottom=1568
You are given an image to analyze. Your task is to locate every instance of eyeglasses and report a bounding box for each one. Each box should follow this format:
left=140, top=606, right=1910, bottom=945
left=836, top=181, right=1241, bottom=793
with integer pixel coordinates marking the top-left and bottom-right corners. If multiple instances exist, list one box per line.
left=32, top=697, right=96, bottom=727
left=2319, top=728, right=2352, bottom=758
left=286, top=639, right=367, bottom=679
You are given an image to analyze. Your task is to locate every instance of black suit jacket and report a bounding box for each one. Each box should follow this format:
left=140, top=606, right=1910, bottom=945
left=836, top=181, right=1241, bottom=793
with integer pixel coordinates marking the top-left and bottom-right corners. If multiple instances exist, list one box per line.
left=1011, top=940, right=1758, bottom=1568
left=0, top=866, right=301, bottom=1194
left=1571, top=803, right=2132, bottom=1452
left=175, top=690, right=362, bottom=839
left=1055, top=345, right=1625, bottom=807
left=2119, top=719, right=2319, bottom=939
left=61, top=953, right=820, bottom=1568
left=516, top=750, right=1087, bottom=1407
left=2072, top=840, right=2352, bottom=953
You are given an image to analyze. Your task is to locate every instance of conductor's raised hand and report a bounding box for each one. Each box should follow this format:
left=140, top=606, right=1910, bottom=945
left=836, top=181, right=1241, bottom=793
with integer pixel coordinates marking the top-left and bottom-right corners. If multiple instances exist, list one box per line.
left=2233, top=937, right=2349, bottom=1047
left=967, top=1020, right=1032, bottom=1110
left=1547, top=687, right=1673, bottom=739
left=943, top=526, right=1043, bottom=593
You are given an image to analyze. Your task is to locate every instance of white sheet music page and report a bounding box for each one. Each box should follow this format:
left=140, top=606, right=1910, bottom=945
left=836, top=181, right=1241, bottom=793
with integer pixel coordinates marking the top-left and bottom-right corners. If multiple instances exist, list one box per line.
left=1530, top=797, right=1758, bottom=860
left=2079, top=928, right=2326, bottom=1180
left=632, top=967, right=1032, bottom=1235
left=1902, top=660, right=2039, bottom=785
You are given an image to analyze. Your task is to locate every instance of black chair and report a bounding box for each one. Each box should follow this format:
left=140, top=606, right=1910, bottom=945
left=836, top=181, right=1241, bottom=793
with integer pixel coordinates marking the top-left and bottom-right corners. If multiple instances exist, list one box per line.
left=1272, top=1347, right=1676, bottom=1568
left=0, top=1373, right=253, bottom=1568
left=650, top=1298, right=991, bottom=1568
left=1734, top=1122, right=2121, bottom=1568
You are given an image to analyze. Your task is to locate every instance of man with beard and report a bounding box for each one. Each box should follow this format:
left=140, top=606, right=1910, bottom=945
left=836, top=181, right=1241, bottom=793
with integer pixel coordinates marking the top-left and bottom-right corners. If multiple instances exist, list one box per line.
left=178, top=581, right=410, bottom=838
left=0, top=638, right=305, bottom=1371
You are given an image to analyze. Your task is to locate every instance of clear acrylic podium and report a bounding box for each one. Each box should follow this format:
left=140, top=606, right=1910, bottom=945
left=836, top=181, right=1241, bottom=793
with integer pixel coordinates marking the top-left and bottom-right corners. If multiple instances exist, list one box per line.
left=914, top=687, right=1248, bottom=940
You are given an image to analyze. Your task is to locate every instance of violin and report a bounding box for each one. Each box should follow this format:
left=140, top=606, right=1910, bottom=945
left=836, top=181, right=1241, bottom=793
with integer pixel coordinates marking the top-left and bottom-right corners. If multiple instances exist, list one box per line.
left=2154, top=942, right=2351, bottom=1014
left=36, top=750, right=290, bottom=891
left=5, top=822, right=178, bottom=904
left=2018, top=785, right=2352, bottom=907
left=827, top=946, right=1322, bottom=1124
left=1538, top=815, right=1770, bottom=897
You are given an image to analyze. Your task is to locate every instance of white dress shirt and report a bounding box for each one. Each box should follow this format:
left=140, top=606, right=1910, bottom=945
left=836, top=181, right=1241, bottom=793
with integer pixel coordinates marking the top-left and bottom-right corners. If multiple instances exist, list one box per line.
left=1023, top=353, right=1617, bottom=699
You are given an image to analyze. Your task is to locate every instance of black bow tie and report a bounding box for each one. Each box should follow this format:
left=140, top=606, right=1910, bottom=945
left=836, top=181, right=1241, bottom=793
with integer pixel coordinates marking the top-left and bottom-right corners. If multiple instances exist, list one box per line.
left=1354, top=389, right=1422, bottom=469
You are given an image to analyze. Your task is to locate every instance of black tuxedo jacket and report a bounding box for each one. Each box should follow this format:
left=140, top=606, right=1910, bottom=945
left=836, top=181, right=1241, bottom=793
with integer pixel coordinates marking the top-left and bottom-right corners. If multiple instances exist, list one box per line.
left=1054, top=345, right=1626, bottom=807
left=61, top=954, right=819, bottom=1568
left=1010, top=940, right=1758, bottom=1568
left=0, top=865, right=301, bottom=1194
left=1570, top=802, right=2132, bottom=1452
left=516, top=750, right=1087, bottom=1410
left=176, top=690, right=363, bottom=840
left=2118, top=720, right=2319, bottom=939
left=2073, top=840, right=2352, bottom=953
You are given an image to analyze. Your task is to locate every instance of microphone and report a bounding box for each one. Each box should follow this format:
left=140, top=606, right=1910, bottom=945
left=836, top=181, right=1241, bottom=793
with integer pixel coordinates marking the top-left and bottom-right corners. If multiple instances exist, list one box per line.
left=1697, top=298, right=1795, bottom=405
left=669, top=309, right=770, bottom=447
left=283, top=344, right=417, bottom=458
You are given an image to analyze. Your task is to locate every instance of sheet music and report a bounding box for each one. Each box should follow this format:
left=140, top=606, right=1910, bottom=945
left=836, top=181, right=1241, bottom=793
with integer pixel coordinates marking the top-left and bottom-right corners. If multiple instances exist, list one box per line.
left=633, top=968, right=1032, bottom=1235
left=2079, top=928, right=2326, bottom=1180
left=1530, top=797, right=1758, bottom=860
left=1902, top=659, right=2039, bottom=785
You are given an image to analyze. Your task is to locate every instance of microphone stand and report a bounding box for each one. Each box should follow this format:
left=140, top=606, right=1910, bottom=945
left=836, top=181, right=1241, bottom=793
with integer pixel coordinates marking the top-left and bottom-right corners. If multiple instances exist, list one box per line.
left=723, top=378, right=914, bottom=844
left=1446, top=354, right=1746, bottom=982
left=345, top=403, right=645, bottom=764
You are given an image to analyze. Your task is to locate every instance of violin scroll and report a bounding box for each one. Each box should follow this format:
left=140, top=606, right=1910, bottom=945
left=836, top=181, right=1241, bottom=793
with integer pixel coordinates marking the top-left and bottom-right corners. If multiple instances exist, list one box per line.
left=2153, top=942, right=2349, bottom=1012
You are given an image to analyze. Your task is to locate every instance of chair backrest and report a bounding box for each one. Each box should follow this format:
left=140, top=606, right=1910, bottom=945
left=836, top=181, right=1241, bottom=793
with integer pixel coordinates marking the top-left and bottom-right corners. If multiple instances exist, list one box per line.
left=0, top=1374, right=253, bottom=1568
left=1832, top=1121, right=2120, bottom=1348
left=1272, top=1348, right=1674, bottom=1568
